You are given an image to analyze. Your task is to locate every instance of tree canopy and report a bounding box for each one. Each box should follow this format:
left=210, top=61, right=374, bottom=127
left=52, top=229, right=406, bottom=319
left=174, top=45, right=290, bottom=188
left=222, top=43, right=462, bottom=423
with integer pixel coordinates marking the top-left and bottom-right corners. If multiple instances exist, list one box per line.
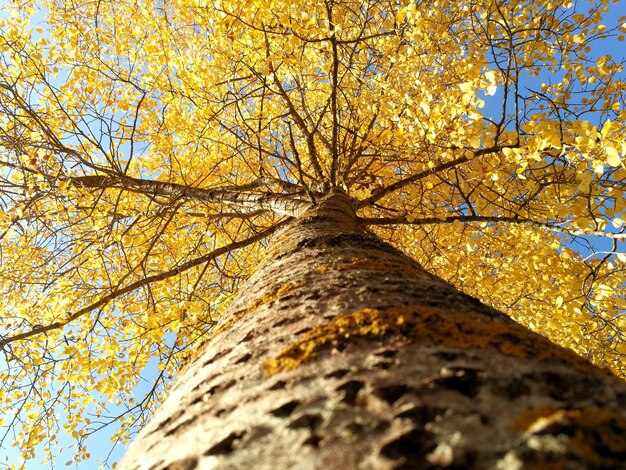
left=0, top=0, right=625, bottom=466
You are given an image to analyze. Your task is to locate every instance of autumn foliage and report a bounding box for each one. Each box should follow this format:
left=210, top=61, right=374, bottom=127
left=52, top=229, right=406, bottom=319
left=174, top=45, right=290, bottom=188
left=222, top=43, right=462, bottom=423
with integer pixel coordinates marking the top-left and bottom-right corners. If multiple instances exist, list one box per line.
left=0, top=0, right=625, bottom=466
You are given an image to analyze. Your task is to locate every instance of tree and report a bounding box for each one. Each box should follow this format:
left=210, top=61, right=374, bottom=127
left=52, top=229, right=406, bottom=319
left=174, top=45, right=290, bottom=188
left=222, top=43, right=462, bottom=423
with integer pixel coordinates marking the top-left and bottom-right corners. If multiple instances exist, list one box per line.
left=122, top=188, right=626, bottom=469
left=0, top=0, right=625, bottom=467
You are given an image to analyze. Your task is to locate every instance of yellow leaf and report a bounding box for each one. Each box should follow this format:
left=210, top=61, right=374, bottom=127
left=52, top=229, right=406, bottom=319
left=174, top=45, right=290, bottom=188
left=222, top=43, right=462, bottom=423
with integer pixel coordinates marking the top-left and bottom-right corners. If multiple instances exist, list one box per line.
left=502, top=147, right=517, bottom=159
left=459, top=82, right=473, bottom=93
left=605, top=145, right=621, bottom=167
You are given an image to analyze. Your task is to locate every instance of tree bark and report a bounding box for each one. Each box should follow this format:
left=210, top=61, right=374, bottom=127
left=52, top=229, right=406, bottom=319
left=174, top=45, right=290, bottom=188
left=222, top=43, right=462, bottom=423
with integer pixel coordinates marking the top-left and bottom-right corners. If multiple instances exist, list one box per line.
left=120, top=189, right=626, bottom=470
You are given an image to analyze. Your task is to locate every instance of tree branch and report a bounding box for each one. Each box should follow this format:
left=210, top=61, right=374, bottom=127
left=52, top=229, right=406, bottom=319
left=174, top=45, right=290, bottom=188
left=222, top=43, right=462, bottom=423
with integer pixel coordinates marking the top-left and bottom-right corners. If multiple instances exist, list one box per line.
left=263, top=31, right=327, bottom=182
left=0, top=222, right=286, bottom=350
left=358, top=214, right=626, bottom=239
left=327, top=1, right=340, bottom=186
left=69, top=174, right=311, bottom=216
left=356, top=145, right=517, bottom=209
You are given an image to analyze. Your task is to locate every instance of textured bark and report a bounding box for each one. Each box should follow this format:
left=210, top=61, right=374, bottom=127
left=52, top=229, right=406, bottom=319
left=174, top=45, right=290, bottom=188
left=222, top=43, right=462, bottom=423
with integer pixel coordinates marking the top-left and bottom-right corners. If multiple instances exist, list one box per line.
left=71, top=175, right=311, bottom=216
left=121, top=190, right=626, bottom=470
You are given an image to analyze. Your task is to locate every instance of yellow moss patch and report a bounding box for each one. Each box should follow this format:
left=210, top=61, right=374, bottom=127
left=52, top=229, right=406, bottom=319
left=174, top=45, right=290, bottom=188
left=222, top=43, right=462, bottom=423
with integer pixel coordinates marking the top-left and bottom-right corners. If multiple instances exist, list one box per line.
left=216, top=279, right=307, bottom=334
left=314, top=257, right=425, bottom=276
left=177, top=337, right=212, bottom=375
left=177, top=279, right=308, bottom=374
left=510, top=406, right=580, bottom=433
left=509, top=406, right=626, bottom=464
left=264, top=307, right=393, bottom=375
left=263, top=306, right=599, bottom=376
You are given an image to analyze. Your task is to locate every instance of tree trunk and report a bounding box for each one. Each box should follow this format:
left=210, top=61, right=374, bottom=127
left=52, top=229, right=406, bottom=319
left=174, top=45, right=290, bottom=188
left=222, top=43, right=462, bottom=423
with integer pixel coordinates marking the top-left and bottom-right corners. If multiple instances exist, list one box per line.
left=120, top=189, right=626, bottom=470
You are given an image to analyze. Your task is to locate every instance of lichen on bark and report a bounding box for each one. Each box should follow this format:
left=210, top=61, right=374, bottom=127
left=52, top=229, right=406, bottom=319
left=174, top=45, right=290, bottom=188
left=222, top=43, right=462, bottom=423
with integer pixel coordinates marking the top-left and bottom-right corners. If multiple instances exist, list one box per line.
left=263, top=305, right=600, bottom=377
